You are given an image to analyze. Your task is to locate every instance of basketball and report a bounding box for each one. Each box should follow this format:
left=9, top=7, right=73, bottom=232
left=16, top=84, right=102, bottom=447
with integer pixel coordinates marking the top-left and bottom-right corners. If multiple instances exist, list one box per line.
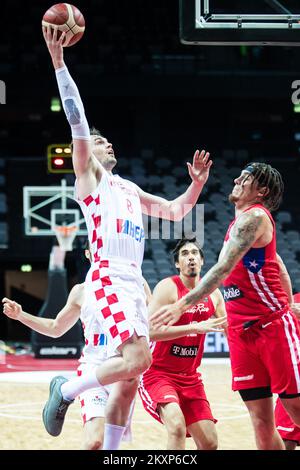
left=42, top=3, right=85, bottom=47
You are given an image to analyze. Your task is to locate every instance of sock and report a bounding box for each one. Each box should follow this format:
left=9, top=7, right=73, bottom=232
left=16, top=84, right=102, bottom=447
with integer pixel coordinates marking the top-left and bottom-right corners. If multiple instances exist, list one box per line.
left=102, top=423, right=126, bottom=450
left=61, top=370, right=100, bottom=401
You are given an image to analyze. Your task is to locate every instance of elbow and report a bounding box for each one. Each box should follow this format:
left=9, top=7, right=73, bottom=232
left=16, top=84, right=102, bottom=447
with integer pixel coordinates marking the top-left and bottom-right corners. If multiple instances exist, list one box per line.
left=49, top=332, right=59, bottom=339
left=169, top=203, right=195, bottom=222
left=51, top=325, right=63, bottom=338
left=170, top=213, right=183, bottom=223
left=169, top=205, right=185, bottom=222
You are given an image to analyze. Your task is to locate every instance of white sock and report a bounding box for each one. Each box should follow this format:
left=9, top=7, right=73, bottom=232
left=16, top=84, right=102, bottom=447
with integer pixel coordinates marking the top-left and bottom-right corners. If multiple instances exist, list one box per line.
left=102, top=423, right=126, bottom=450
left=61, top=370, right=100, bottom=401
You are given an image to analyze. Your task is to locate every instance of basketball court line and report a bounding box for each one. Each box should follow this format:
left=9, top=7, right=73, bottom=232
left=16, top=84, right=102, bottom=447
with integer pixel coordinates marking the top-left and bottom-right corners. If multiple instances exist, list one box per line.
left=0, top=402, right=249, bottom=423
left=0, top=370, right=77, bottom=383
left=0, top=358, right=231, bottom=383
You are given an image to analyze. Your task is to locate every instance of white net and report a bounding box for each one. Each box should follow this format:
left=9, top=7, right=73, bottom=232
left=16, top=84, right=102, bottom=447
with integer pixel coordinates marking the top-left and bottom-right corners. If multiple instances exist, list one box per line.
left=54, top=225, right=78, bottom=252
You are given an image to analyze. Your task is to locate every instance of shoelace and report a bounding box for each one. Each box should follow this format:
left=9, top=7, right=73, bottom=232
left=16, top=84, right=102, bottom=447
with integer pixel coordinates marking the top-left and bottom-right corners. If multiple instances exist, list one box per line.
left=56, top=400, right=69, bottom=419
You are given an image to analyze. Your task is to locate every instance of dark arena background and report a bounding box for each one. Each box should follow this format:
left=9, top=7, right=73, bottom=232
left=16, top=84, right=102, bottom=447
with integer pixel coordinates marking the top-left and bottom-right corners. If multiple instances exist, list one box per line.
left=0, top=0, right=300, bottom=452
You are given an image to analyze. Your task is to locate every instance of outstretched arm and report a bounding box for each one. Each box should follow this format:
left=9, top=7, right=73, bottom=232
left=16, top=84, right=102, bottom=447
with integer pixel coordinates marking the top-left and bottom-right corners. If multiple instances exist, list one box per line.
left=150, top=208, right=267, bottom=328
left=136, top=150, right=212, bottom=221
left=42, top=26, right=101, bottom=197
left=2, top=285, right=82, bottom=338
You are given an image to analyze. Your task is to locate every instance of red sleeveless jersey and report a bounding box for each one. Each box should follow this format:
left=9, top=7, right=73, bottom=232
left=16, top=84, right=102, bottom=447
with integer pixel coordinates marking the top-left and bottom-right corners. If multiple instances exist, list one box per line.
left=223, top=204, right=289, bottom=328
left=150, top=276, right=216, bottom=375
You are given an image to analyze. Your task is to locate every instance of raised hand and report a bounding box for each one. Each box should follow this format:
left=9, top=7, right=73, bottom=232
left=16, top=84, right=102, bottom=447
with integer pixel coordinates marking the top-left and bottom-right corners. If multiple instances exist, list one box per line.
left=187, top=150, right=212, bottom=186
left=2, top=298, right=22, bottom=320
left=42, top=25, right=69, bottom=69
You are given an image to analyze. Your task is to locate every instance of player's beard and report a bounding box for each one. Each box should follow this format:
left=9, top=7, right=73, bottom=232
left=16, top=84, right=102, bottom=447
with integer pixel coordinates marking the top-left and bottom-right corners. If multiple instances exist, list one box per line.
left=188, top=269, right=198, bottom=278
left=228, top=193, right=238, bottom=204
left=103, top=156, right=117, bottom=171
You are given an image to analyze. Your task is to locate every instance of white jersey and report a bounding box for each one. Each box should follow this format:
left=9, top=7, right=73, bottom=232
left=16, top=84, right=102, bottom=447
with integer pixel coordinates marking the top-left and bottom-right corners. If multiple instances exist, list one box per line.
left=79, top=284, right=108, bottom=365
left=75, top=171, right=145, bottom=267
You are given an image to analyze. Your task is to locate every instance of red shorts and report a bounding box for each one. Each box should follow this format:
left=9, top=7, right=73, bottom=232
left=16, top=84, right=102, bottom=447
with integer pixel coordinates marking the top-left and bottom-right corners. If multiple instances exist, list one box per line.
left=228, top=310, right=300, bottom=394
left=138, top=370, right=216, bottom=435
left=275, top=398, right=300, bottom=445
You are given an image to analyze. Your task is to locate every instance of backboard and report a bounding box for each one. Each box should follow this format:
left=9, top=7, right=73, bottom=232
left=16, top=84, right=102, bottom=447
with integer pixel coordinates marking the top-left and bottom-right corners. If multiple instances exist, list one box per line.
left=180, top=0, right=300, bottom=45
left=23, top=179, right=87, bottom=237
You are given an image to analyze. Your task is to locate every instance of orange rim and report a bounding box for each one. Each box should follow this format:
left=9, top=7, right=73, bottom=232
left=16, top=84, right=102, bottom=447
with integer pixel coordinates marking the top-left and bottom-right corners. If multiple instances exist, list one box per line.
left=54, top=225, right=78, bottom=237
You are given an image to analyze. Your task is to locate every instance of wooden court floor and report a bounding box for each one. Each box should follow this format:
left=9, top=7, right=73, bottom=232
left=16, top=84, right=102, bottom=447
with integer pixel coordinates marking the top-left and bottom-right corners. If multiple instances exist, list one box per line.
left=0, top=360, right=264, bottom=450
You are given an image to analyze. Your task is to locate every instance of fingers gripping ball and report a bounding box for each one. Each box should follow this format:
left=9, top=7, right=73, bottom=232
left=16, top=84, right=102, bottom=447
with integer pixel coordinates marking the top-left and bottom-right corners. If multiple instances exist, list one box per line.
left=42, top=3, right=85, bottom=46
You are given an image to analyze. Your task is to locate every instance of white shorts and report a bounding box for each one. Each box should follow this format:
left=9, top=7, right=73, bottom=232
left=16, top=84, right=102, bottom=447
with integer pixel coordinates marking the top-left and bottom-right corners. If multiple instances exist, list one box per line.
left=85, top=258, right=149, bottom=357
left=77, top=363, right=134, bottom=441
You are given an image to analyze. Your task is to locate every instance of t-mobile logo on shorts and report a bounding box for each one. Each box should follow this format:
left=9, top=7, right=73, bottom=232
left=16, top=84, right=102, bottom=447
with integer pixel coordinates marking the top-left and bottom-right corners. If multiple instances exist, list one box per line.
left=223, top=285, right=243, bottom=302
left=171, top=344, right=198, bottom=357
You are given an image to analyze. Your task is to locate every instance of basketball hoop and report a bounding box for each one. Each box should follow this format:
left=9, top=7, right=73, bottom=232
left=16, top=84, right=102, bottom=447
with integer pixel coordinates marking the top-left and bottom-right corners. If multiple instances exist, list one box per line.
left=54, top=225, right=78, bottom=251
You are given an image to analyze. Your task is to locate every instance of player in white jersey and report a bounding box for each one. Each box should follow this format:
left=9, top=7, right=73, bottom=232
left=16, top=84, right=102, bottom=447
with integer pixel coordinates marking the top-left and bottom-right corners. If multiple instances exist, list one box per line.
left=2, top=259, right=152, bottom=450
left=41, top=26, right=212, bottom=438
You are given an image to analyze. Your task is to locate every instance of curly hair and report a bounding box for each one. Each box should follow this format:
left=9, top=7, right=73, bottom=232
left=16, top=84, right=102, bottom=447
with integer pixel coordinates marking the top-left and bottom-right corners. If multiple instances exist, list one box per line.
left=243, top=162, right=284, bottom=211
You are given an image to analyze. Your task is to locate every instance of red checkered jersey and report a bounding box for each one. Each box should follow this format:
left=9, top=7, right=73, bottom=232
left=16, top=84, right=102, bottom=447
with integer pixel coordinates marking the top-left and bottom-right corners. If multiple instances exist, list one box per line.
left=223, top=204, right=289, bottom=328
left=150, top=276, right=216, bottom=375
left=75, top=171, right=145, bottom=266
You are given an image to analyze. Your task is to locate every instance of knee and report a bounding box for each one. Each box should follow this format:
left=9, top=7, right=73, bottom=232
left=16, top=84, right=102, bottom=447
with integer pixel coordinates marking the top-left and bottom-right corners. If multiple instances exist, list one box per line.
left=168, top=421, right=186, bottom=441
left=200, top=436, right=218, bottom=451
left=83, top=438, right=103, bottom=450
left=195, top=428, right=218, bottom=451
left=252, top=415, right=273, bottom=436
left=127, top=352, right=152, bottom=376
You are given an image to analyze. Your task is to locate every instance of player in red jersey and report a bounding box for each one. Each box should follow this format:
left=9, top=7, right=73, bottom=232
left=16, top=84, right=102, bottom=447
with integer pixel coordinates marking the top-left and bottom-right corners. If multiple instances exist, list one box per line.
left=151, top=163, right=300, bottom=450
left=275, top=292, right=300, bottom=450
left=139, top=238, right=227, bottom=450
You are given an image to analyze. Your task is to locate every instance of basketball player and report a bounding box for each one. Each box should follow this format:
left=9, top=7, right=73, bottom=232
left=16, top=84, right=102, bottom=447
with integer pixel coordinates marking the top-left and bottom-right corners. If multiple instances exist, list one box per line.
left=151, top=163, right=300, bottom=450
left=139, top=238, right=226, bottom=450
left=274, top=292, right=300, bottom=450
left=2, top=247, right=152, bottom=450
left=41, top=26, right=212, bottom=438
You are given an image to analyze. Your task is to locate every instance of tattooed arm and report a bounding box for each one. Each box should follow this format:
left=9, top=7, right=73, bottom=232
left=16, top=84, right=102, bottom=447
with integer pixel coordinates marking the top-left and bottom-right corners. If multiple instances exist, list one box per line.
left=150, top=208, right=268, bottom=328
